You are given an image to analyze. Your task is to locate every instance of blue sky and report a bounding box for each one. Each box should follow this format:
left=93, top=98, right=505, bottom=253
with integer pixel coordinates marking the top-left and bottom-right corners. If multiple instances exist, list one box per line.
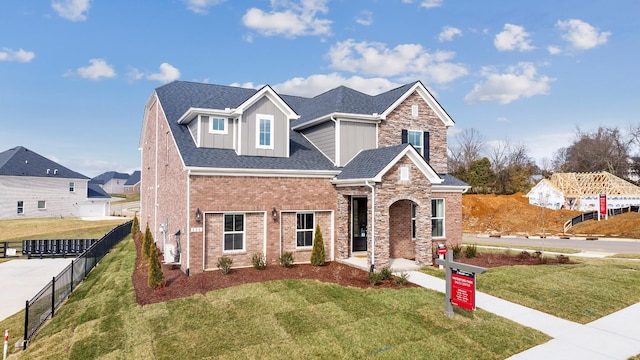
left=1, top=0, right=638, bottom=177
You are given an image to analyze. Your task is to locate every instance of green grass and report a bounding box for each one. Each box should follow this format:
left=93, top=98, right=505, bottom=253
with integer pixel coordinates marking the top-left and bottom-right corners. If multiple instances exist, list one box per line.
left=608, top=253, right=640, bottom=259
left=0, top=218, right=127, bottom=242
left=422, top=257, right=640, bottom=324
left=8, top=237, right=549, bottom=359
left=465, top=241, right=581, bottom=254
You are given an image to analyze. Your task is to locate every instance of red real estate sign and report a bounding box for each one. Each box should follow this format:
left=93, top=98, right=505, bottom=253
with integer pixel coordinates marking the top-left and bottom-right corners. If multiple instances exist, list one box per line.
left=599, top=194, right=607, bottom=215
left=450, top=269, right=476, bottom=311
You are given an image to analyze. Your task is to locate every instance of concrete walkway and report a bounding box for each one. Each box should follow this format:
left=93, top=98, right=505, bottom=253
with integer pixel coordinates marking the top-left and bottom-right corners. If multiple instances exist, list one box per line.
left=0, top=258, right=74, bottom=322
left=406, top=271, right=640, bottom=359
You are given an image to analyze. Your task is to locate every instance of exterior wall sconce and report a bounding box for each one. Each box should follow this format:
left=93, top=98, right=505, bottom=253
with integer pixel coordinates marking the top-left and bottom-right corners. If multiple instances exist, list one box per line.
left=272, top=207, right=278, bottom=221
left=195, top=208, right=202, bottom=223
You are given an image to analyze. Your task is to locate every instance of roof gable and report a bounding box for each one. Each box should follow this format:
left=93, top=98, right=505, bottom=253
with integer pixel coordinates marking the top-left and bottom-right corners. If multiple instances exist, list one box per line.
left=380, top=81, right=455, bottom=127
left=334, top=144, right=442, bottom=185
left=125, top=170, right=141, bottom=185
left=0, top=146, right=88, bottom=179
left=91, top=171, right=130, bottom=185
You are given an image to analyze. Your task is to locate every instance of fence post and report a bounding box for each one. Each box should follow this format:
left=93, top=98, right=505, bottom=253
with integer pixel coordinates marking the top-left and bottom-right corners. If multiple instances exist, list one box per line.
left=70, top=260, right=74, bottom=292
left=51, top=277, right=56, bottom=318
left=23, top=300, right=28, bottom=350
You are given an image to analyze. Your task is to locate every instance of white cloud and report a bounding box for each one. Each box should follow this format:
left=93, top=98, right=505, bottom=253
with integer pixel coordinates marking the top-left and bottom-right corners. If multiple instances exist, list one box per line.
left=72, top=59, right=116, bottom=80
left=242, top=0, right=332, bottom=38
left=147, top=63, right=181, bottom=83
left=420, top=0, right=443, bottom=9
left=497, top=117, right=509, bottom=122
left=557, top=19, right=610, bottom=50
left=547, top=45, right=562, bottom=55
left=464, top=62, right=554, bottom=104
left=183, top=0, right=226, bottom=14
left=51, top=0, right=90, bottom=21
left=438, top=26, right=462, bottom=42
left=494, top=24, right=535, bottom=52
left=126, top=67, right=144, bottom=81
left=355, top=10, right=373, bottom=26
left=272, top=73, right=401, bottom=97
left=327, top=39, right=467, bottom=84
left=0, top=48, right=35, bottom=62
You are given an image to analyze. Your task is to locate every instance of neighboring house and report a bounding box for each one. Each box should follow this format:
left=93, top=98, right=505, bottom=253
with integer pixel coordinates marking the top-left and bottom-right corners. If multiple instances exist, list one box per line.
left=527, top=171, right=640, bottom=211
left=90, top=171, right=130, bottom=194
left=0, top=146, right=111, bottom=219
left=140, top=80, right=469, bottom=275
left=124, top=170, right=141, bottom=194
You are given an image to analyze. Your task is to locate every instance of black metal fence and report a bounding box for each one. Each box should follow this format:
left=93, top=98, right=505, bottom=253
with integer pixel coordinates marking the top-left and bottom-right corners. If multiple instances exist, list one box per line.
left=564, top=206, right=640, bottom=232
left=22, top=220, right=132, bottom=349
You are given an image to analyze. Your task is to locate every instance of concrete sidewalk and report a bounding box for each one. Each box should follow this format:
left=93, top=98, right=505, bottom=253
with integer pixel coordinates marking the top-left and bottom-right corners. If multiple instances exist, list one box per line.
left=406, top=271, right=640, bottom=359
left=0, top=258, right=74, bottom=322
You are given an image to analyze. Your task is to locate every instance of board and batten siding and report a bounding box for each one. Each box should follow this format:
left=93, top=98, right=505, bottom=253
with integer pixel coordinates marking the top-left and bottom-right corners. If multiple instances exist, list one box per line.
left=301, top=121, right=336, bottom=163
left=0, top=176, right=104, bottom=219
left=199, top=116, right=235, bottom=149
left=240, top=97, right=289, bottom=157
left=339, top=120, right=377, bottom=166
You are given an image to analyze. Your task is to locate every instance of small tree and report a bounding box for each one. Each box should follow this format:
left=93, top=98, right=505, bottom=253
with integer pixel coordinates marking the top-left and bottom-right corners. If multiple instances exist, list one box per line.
left=131, top=212, right=140, bottom=235
left=310, top=224, right=325, bottom=266
left=147, top=246, right=165, bottom=289
left=142, top=223, right=153, bottom=259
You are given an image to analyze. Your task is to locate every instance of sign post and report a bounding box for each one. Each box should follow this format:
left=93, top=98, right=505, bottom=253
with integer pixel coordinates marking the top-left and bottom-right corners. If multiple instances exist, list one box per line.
left=437, top=244, right=447, bottom=269
left=435, top=250, right=488, bottom=318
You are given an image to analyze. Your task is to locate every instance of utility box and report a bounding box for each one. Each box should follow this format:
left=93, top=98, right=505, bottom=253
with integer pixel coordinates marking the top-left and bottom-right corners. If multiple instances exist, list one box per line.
left=164, top=244, right=175, bottom=264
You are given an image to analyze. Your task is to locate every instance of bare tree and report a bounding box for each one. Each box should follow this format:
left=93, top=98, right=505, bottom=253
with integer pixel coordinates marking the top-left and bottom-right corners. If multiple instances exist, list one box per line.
left=562, top=126, right=630, bottom=178
left=448, top=128, right=486, bottom=173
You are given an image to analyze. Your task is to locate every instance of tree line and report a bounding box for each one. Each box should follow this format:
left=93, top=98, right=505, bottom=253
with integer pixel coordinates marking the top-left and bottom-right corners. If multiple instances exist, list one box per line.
left=448, top=125, right=640, bottom=195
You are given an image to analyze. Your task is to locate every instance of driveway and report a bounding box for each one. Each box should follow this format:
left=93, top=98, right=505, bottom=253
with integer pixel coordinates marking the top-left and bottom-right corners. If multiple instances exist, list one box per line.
left=0, top=258, right=74, bottom=322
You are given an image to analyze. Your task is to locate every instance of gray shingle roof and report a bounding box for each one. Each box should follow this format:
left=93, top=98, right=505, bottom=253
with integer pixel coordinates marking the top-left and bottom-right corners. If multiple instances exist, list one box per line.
left=125, top=170, right=140, bottom=186
left=436, top=174, right=469, bottom=187
left=336, top=144, right=411, bottom=180
left=0, top=146, right=88, bottom=179
left=90, top=171, right=130, bottom=185
left=88, top=183, right=111, bottom=198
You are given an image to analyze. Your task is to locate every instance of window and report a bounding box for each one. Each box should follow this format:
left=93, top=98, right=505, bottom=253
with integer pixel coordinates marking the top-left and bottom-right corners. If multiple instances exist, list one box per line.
left=408, top=130, right=423, bottom=156
left=17, top=201, right=24, bottom=214
left=223, top=214, right=244, bottom=251
left=432, top=199, right=445, bottom=238
left=256, top=114, right=274, bottom=149
left=37, top=200, right=46, bottom=209
left=296, top=213, right=314, bottom=247
left=69, top=182, right=75, bottom=192
left=210, top=117, right=227, bottom=134
left=411, top=204, right=417, bottom=239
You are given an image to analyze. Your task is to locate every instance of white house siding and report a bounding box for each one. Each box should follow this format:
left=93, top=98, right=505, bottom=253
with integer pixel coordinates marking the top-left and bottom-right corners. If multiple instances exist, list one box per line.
left=76, top=200, right=110, bottom=217
left=102, top=179, right=126, bottom=194
left=577, top=195, right=640, bottom=212
left=527, top=181, right=565, bottom=210
left=0, top=176, right=92, bottom=219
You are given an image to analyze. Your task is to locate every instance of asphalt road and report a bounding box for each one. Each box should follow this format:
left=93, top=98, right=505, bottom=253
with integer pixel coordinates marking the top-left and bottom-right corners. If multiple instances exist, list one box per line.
left=463, top=234, right=640, bottom=254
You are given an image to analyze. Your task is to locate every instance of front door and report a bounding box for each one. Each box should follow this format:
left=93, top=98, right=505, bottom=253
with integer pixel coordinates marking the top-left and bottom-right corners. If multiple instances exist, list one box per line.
left=352, top=197, right=367, bottom=252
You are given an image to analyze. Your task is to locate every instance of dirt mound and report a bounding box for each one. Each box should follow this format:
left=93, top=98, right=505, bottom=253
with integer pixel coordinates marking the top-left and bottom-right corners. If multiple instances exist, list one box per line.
left=463, top=193, right=581, bottom=236
left=462, top=193, right=640, bottom=238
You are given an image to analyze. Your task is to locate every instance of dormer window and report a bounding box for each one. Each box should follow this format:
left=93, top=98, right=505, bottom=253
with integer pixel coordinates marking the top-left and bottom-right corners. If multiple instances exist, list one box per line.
left=209, top=117, right=227, bottom=134
left=256, top=114, right=274, bottom=149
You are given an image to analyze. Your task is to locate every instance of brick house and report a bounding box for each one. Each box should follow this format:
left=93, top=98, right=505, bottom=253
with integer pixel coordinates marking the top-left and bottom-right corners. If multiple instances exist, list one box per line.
left=140, top=81, right=468, bottom=275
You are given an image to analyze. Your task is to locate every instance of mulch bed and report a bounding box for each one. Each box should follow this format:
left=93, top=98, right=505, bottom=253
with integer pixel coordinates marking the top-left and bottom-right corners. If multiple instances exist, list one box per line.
left=132, top=238, right=575, bottom=306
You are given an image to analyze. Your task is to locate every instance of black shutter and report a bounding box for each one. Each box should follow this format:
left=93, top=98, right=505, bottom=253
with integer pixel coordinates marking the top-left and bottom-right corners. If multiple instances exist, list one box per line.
left=401, top=129, right=408, bottom=144
left=423, top=131, right=430, bottom=162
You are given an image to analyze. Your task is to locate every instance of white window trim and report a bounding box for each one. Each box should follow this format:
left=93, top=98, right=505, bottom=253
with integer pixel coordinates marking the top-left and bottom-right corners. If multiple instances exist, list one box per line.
left=223, top=213, right=246, bottom=252
left=432, top=198, right=445, bottom=238
left=209, top=117, right=228, bottom=135
left=37, top=200, right=46, bottom=210
left=69, top=182, right=75, bottom=192
left=17, top=201, right=24, bottom=214
left=408, top=129, right=423, bottom=157
left=296, top=212, right=315, bottom=248
left=256, top=114, right=274, bottom=150
left=411, top=203, right=417, bottom=239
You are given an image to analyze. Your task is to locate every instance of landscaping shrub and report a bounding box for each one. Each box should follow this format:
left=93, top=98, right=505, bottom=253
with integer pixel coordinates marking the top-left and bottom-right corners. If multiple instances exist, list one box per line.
left=368, top=271, right=383, bottom=286
left=131, top=213, right=140, bottom=235
left=380, top=266, right=393, bottom=280
left=279, top=251, right=294, bottom=268
left=217, top=256, right=233, bottom=274
left=449, top=243, right=463, bottom=259
left=142, top=223, right=153, bottom=260
left=310, top=224, right=325, bottom=266
left=465, top=243, right=478, bottom=258
left=517, top=251, right=531, bottom=260
left=147, top=247, right=165, bottom=289
left=394, top=272, right=409, bottom=286
left=251, top=253, right=266, bottom=270
left=557, top=254, right=570, bottom=264
left=533, top=251, right=543, bottom=258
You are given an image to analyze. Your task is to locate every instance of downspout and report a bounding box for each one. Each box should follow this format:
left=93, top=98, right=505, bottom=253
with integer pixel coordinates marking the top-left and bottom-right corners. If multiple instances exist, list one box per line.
left=365, top=180, right=375, bottom=270
left=187, top=169, right=191, bottom=276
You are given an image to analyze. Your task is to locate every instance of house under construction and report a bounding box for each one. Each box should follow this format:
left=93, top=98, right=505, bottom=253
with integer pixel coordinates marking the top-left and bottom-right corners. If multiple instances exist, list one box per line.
left=526, top=171, right=640, bottom=211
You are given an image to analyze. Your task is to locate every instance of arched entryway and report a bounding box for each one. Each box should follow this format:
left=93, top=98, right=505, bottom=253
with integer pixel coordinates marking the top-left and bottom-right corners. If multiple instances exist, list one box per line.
left=389, top=199, right=417, bottom=260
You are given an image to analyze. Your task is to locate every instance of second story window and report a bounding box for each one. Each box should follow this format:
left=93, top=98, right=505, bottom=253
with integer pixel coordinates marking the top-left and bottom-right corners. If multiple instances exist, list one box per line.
left=408, top=130, right=423, bottom=156
left=210, top=117, right=227, bottom=134
left=256, top=114, right=274, bottom=149
left=69, top=182, right=75, bottom=192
